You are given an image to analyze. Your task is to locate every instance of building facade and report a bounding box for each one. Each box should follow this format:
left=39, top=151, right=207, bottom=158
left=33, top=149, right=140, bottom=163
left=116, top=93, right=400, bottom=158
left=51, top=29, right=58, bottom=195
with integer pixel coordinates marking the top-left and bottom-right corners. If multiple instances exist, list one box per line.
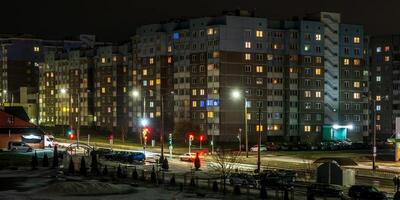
left=369, top=35, right=400, bottom=140
left=130, top=11, right=369, bottom=144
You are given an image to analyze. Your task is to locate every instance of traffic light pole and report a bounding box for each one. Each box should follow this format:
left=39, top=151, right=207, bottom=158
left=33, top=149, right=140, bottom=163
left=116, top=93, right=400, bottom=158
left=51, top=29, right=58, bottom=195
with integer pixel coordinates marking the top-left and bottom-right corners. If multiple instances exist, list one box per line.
left=160, top=95, right=164, bottom=161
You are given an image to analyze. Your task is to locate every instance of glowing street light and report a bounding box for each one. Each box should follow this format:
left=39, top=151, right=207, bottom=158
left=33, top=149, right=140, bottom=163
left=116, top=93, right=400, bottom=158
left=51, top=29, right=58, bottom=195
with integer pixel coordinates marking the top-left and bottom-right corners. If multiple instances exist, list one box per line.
left=132, top=90, right=139, bottom=98
left=231, top=89, right=249, bottom=158
left=140, top=118, right=149, bottom=127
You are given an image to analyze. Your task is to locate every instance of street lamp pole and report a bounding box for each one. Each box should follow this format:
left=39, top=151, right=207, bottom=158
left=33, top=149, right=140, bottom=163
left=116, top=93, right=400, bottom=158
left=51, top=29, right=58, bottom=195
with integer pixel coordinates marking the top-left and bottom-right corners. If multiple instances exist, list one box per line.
left=372, top=99, right=377, bottom=170
left=257, top=107, right=261, bottom=173
left=160, top=95, right=164, bottom=161
left=244, top=97, right=248, bottom=158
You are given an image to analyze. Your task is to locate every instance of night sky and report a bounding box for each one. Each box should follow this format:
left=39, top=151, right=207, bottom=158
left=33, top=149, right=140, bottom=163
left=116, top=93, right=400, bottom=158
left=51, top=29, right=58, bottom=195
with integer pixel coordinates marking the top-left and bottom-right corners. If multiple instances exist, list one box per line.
left=2, top=0, right=399, bottom=42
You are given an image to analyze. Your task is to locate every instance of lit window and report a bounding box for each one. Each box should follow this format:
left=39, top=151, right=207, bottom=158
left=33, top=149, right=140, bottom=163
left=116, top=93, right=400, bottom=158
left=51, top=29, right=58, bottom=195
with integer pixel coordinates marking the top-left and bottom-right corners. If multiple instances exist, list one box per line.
left=344, top=59, right=350, bottom=65
left=246, top=113, right=251, bottom=120
left=245, top=53, right=251, bottom=60
left=376, top=76, right=381, bottom=82
left=192, top=101, right=197, bottom=107
left=245, top=42, right=251, bottom=49
left=213, top=51, right=219, bottom=58
left=107, top=77, right=111, bottom=83
left=149, top=80, right=154, bottom=86
left=34, top=46, right=40, bottom=52
left=256, top=66, right=263, bottom=73
left=376, top=96, right=381, bottom=101
left=207, top=28, right=214, bottom=35
left=305, top=91, right=311, bottom=97
left=112, top=56, right=117, bottom=62
left=315, top=68, right=321, bottom=75
left=353, top=92, right=360, bottom=99
left=167, top=56, right=172, bottom=64
left=143, top=80, right=147, bottom=86
left=143, top=69, right=147, bottom=76
left=384, top=46, right=390, bottom=52
left=192, top=89, right=197, bottom=96
left=200, top=89, right=205, bottom=95
left=304, top=126, right=311, bottom=132
left=101, top=87, right=106, bottom=93
left=315, top=34, right=321, bottom=41
left=289, top=68, right=294, bottom=73
left=315, top=57, right=322, bottom=64
left=376, top=105, right=381, bottom=111
left=273, top=44, right=279, bottom=49
left=108, top=107, right=111, bottom=113
left=353, top=82, right=360, bottom=88
left=101, top=58, right=106, bottom=63
left=315, top=91, right=321, bottom=98
left=256, top=30, right=263, bottom=38
left=167, top=46, right=172, bottom=52
left=353, top=37, right=360, bottom=44
left=149, top=58, right=154, bottom=64
left=207, top=64, right=214, bottom=70
left=384, top=56, right=390, bottom=62
left=354, top=59, right=360, bottom=66
left=304, top=45, right=310, bottom=51
left=156, top=79, right=161, bottom=85
left=376, top=47, right=382, bottom=52
left=376, top=125, right=381, bottom=131
left=207, top=111, right=214, bottom=118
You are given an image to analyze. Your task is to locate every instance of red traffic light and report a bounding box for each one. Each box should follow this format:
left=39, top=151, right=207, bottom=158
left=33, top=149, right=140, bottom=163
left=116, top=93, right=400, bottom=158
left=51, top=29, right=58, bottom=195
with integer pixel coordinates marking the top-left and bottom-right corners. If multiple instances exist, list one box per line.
left=69, top=133, right=75, bottom=139
left=199, top=135, right=204, bottom=141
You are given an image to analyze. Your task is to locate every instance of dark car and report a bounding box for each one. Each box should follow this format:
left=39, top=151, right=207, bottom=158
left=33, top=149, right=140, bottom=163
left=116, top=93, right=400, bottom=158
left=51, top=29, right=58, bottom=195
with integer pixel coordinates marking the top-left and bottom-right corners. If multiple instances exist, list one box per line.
left=348, top=185, right=387, bottom=200
left=307, top=183, right=345, bottom=199
left=229, top=173, right=257, bottom=188
left=259, top=169, right=296, bottom=189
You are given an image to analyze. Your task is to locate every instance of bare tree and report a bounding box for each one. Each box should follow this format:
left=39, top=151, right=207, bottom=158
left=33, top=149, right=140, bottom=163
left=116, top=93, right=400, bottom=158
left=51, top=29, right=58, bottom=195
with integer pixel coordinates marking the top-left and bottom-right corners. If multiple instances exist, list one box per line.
left=209, top=148, right=242, bottom=194
left=118, top=122, right=129, bottom=144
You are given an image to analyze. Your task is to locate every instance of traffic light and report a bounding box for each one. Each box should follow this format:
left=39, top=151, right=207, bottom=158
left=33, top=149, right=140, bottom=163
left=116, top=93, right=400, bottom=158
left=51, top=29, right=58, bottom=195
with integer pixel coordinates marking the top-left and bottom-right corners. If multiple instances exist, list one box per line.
left=189, top=134, right=194, bottom=141
left=168, top=133, right=173, bottom=145
left=199, top=135, right=204, bottom=142
left=143, top=127, right=150, bottom=142
left=66, top=128, right=75, bottom=139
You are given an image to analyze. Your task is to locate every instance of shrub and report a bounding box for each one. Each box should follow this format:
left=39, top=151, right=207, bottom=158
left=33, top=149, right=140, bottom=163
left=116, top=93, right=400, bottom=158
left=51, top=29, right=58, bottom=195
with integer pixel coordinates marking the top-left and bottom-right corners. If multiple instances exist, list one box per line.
left=80, top=157, right=87, bottom=176
left=150, top=166, right=156, bottom=183
left=194, top=153, right=200, bottom=170
left=132, top=167, right=138, bottom=180
left=52, top=145, right=59, bottom=169
left=212, top=181, right=219, bottom=192
left=90, top=151, right=98, bottom=175
left=162, top=158, right=169, bottom=171
left=42, top=153, right=49, bottom=167
left=170, top=174, right=176, bottom=186
left=31, top=151, right=38, bottom=170
left=68, top=158, right=75, bottom=174
left=102, top=165, right=108, bottom=176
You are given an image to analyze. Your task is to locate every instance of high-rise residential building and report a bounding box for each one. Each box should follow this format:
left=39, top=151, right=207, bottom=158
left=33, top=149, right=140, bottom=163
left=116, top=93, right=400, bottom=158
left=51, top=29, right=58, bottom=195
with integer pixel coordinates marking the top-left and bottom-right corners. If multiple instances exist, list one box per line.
left=39, top=42, right=132, bottom=134
left=130, top=10, right=369, bottom=143
left=1, top=34, right=99, bottom=124
left=369, top=35, right=400, bottom=139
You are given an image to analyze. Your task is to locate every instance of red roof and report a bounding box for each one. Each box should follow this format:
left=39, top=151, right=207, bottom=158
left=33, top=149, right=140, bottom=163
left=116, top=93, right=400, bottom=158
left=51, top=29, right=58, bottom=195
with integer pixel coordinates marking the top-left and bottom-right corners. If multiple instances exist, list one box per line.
left=0, top=111, right=36, bottom=128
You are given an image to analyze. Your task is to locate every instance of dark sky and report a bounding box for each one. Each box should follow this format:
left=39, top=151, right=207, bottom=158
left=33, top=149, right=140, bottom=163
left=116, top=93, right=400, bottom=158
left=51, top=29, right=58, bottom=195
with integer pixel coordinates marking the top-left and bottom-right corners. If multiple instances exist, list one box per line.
left=2, top=0, right=399, bottom=42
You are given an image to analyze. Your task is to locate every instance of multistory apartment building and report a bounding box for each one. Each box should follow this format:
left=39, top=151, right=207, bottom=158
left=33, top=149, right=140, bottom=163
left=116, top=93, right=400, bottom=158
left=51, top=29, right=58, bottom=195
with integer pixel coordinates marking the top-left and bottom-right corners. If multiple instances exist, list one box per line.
left=131, top=10, right=369, bottom=143
left=1, top=34, right=97, bottom=124
left=39, top=42, right=132, bottom=133
left=369, top=35, right=400, bottom=139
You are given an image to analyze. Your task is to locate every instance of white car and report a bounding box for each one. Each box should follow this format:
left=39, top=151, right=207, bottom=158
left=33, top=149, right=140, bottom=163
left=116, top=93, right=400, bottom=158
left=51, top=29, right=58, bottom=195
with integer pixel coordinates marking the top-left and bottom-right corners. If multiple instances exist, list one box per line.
left=44, top=135, right=56, bottom=148
left=179, top=153, right=197, bottom=162
left=250, top=145, right=267, bottom=152
left=8, top=141, right=33, bottom=152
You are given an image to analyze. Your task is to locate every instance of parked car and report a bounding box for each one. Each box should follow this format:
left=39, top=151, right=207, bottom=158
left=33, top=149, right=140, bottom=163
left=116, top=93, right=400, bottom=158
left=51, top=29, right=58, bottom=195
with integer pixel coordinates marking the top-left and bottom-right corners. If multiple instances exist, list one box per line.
left=266, top=142, right=279, bottom=151
left=259, top=169, right=296, bottom=189
left=229, top=173, right=257, bottom=188
left=250, top=145, right=267, bottom=152
left=8, top=141, right=33, bottom=152
left=348, top=185, right=387, bottom=200
left=307, top=183, right=345, bottom=199
left=179, top=153, right=197, bottom=162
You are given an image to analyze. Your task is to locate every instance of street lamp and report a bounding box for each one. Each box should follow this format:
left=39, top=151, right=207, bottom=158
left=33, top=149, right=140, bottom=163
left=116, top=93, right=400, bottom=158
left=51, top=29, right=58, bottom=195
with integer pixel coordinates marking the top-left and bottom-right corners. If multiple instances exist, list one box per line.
left=60, top=88, right=80, bottom=148
left=364, top=93, right=389, bottom=170
left=231, top=89, right=249, bottom=158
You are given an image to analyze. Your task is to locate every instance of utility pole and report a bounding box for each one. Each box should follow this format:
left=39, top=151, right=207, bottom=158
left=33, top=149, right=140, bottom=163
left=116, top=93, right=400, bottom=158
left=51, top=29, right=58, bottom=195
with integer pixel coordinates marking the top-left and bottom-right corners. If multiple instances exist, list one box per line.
left=372, top=99, right=377, bottom=170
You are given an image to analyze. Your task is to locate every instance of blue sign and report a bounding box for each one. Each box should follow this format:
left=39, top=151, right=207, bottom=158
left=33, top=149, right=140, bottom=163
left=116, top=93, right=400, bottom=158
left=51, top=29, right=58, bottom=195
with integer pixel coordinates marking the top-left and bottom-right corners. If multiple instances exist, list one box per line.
left=173, top=32, right=179, bottom=40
